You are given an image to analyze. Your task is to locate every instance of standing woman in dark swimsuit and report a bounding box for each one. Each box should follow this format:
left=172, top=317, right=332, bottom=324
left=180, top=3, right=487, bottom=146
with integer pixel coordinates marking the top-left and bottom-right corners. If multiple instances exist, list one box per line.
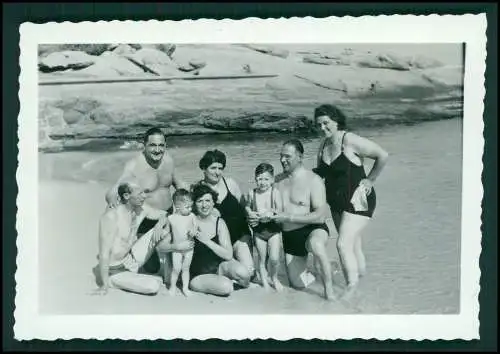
left=313, top=104, right=389, bottom=294
left=189, top=183, right=251, bottom=296
left=197, top=150, right=255, bottom=277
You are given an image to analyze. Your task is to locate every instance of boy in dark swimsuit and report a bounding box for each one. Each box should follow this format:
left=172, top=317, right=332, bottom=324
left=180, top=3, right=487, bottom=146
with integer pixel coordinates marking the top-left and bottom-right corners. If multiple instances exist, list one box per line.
left=245, top=163, right=283, bottom=291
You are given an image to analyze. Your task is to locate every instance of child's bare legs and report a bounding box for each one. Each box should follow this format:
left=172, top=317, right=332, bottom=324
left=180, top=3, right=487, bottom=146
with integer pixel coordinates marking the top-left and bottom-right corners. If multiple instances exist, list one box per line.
left=169, top=252, right=182, bottom=295
left=181, top=251, right=193, bottom=296
left=255, top=236, right=270, bottom=290
left=268, top=233, right=283, bottom=291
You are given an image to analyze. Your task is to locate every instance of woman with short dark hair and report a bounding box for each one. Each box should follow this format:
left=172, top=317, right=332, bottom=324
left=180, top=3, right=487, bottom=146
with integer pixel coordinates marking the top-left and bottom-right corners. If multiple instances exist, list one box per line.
left=188, top=183, right=251, bottom=296
left=313, top=104, right=389, bottom=294
left=196, top=150, right=255, bottom=279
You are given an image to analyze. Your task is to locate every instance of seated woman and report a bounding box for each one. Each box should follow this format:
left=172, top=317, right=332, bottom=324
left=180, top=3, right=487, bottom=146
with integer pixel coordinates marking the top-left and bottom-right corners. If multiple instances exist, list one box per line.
left=195, top=150, right=255, bottom=277
left=189, top=183, right=251, bottom=296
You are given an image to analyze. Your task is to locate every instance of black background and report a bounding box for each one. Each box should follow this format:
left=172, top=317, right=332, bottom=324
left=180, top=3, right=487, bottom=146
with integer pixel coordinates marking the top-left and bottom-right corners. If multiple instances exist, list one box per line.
left=3, top=3, right=497, bottom=352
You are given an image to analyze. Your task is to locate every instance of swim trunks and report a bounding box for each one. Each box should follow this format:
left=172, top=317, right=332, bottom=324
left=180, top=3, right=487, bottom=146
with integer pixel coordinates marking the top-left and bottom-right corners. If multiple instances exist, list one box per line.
left=282, top=223, right=329, bottom=257
left=136, top=206, right=174, bottom=274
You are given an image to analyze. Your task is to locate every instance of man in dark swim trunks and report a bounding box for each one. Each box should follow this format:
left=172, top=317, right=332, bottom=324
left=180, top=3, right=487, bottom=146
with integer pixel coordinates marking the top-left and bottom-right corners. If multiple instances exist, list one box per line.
left=268, top=139, right=336, bottom=301
left=105, top=127, right=189, bottom=277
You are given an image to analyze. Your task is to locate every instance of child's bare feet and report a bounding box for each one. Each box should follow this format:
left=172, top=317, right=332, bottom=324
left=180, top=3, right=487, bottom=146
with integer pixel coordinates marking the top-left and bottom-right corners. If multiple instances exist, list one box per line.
left=168, top=287, right=177, bottom=296
left=341, top=282, right=358, bottom=301
left=182, top=287, right=192, bottom=297
left=271, top=277, right=283, bottom=292
left=261, top=276, right=271, bottom=291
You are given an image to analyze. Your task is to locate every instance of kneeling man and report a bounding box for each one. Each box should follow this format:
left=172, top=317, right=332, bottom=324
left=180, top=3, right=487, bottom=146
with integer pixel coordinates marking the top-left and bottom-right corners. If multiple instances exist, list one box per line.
left=271, top=139, right=335, bottom=301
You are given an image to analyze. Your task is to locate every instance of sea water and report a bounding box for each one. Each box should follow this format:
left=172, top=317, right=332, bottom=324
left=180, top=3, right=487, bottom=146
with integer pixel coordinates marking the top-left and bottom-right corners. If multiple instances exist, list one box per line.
left=38, top=119, right=462, bottom=314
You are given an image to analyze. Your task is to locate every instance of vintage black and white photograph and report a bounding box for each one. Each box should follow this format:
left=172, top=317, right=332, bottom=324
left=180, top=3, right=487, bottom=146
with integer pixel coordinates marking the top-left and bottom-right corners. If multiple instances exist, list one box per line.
left=16, top=15, right=485, bottom=340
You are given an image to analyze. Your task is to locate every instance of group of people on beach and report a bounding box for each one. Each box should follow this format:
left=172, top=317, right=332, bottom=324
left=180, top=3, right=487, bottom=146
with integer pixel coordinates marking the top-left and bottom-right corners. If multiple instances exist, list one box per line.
left=94, top=104, right=389, bottom=301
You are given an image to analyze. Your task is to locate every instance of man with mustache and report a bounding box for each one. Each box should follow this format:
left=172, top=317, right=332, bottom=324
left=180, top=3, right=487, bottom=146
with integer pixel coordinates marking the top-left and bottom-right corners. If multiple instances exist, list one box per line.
left=105, top=127, right=190, bottom=277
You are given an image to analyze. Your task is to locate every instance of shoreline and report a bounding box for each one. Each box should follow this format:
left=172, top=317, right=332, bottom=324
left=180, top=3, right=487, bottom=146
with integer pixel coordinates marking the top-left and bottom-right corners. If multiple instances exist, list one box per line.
left=37, top=119, right=462, bottom=314
left=40, top=117, right=462, bottom=155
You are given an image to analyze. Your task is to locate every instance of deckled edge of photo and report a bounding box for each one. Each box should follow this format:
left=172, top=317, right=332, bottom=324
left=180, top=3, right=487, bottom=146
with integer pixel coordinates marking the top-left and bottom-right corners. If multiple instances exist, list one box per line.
left=15, top=14, right=486, bottom=341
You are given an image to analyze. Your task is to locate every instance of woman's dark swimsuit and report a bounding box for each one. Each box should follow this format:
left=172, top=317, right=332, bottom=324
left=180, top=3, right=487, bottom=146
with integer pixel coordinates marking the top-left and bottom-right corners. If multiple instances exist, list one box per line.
left=314, top=132, right=376, bottom=218
left=136, top=206, right=174, bottom=274
left=189, top=217, right=225, bottom=278
left=215, top=177, right=252, bottom=245
left=250, top=187, right=281, bottom=241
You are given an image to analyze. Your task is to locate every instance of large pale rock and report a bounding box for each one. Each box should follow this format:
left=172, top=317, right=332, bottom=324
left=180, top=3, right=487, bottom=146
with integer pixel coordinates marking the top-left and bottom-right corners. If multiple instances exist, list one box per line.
left=356, top=53, right=411, bottom=71
left=68, top=52, right=146, bottom=77
left=408, top=55, right=444, bottom=69
left=141, top=44, right=177, bottom=57
left=420, top=66, right=463, bottom=88
left=239, top=44, right=290, bottom=58
left=125, top=48, right=181, bottom=75
left=39, top=51, right=96, bottom=73
left=38, top=44, right=463, bottom=150
left=110, top=44, right=137, bottom=56
left=38, top=44, right=111, bottom=57
left=51, top=97, right=102, bottom=125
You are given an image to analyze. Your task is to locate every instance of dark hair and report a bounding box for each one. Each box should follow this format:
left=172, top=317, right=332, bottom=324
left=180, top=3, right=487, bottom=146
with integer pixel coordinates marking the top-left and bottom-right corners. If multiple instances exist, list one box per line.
left=143, top=127, right=167, bottom=145
left=199, top=149, right=226, bottom=170
left=117, top=183, right=132, bottom=203
left=283, top=139, right=304, bottom=155
left=173, top=188, right=192, bottom=203
left=190, top=183, right=219, bottom=214
left=314, top=104, right=347, bottom=130
left=255, top=163, right=274, bottom=177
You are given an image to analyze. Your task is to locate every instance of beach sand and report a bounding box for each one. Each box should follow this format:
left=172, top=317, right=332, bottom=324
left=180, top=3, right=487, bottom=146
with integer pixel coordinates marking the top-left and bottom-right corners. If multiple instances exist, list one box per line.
left=38, top=120, right=462, bottom=315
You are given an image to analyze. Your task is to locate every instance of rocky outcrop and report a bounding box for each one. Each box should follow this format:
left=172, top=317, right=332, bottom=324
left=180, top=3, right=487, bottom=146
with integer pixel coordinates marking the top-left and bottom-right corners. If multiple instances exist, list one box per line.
left=39, top=51, right=96, bottom=73
left=38, top=44, right=463, bottom=151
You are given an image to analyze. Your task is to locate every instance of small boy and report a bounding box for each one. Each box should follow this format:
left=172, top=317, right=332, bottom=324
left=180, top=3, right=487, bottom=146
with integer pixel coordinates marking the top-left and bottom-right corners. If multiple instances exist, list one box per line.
left=167, top=189, right=198, bottom=296
left=245, top=163, right=283, bottom=291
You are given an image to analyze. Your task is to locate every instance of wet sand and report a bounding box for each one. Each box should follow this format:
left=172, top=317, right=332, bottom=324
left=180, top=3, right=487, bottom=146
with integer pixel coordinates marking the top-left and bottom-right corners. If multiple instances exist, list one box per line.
left=38, top=119, right=462, bottom=314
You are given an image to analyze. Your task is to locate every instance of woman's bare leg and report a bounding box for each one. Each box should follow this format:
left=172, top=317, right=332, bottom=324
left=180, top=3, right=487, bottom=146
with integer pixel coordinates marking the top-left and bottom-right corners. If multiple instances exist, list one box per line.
left=218, top=259, right=251, bottom=288
left=189, top=274, right=233, bottom=296
left=354, top=235, right=367, bottom=277
left=233, top=234, right=255, bottom=278
left=337, top=212, right=370, bottom=290
left=110, top=272, right=161, bottom=295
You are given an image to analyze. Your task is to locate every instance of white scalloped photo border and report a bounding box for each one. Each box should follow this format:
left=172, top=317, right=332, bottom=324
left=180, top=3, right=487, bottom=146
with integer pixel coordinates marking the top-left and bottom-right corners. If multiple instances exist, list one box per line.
left=16, top=14, right=486, bottom=340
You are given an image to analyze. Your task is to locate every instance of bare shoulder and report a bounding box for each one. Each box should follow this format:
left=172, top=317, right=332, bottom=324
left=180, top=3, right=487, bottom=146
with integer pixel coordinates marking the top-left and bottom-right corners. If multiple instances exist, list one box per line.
left=274, top=171, right=288, bottom=184
left=124, top=154, right=143, bottom=171
left=225, top=176, right=241, bottom=191
left=343, top=131, right=369, bottom=147
left=163, top=152, right=175, bottom=165
left=306, top=169, right=324, bottom=186
left=100, top=208, right=117, bottom=226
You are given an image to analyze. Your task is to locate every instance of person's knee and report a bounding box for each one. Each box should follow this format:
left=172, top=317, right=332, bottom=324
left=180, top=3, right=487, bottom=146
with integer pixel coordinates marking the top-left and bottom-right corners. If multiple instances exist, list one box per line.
left=219, top=277, right=234, bottom=295
left=336, top=235, right=352, bottom=254
left=307, top=233, right=328, bottom=257
left=234, top=263, right=251, bottom=285
left=144, top=278, right=161, bottom=294
left=268, top=255, right=279, bottom=269
left=131, top=277, right=161, bottom=295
